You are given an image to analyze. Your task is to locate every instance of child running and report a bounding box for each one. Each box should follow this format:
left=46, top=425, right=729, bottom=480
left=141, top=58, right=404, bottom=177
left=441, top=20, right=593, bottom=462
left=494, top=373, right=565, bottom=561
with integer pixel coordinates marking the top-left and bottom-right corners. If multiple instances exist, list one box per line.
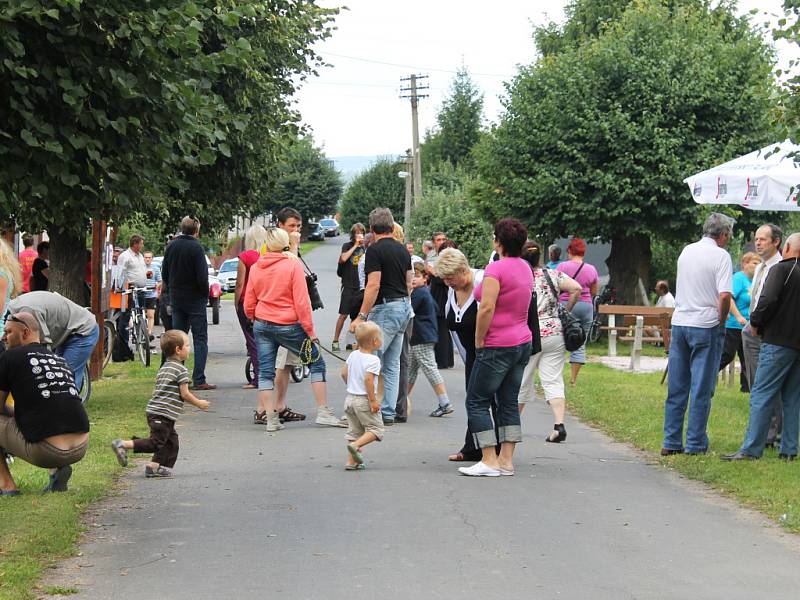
left=341, top=322, right=384, bottom=470
left=110, top=330, right=210, bottom=477
left=409, top=261, right=452, bottom=417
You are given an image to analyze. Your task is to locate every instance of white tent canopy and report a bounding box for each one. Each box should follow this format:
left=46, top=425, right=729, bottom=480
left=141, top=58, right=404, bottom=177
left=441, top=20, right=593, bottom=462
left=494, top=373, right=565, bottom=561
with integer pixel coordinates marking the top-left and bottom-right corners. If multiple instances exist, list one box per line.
left=684, top=140, right=800, bottom=212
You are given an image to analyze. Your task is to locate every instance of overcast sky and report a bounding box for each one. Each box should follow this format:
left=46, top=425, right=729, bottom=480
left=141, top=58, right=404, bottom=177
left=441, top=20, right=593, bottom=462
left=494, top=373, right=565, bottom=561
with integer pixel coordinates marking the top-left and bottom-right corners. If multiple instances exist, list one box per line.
left=295, top=0, right=793, bottom=158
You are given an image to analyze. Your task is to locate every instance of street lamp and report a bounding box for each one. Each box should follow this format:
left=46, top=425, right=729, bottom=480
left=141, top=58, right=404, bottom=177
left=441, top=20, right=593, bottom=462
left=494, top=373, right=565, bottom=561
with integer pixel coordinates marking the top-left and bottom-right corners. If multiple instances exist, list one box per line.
left=398, top=170, right=412, bottom=233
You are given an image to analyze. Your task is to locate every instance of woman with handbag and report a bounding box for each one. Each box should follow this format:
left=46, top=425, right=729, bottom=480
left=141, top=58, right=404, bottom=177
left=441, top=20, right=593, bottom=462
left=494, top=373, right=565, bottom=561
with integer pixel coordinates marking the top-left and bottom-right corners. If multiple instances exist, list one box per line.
left=244, top=227, right=333, bottom=432
left=519, top=243, right=582, bottom=442
left=556, top=238, right=599, bottom=385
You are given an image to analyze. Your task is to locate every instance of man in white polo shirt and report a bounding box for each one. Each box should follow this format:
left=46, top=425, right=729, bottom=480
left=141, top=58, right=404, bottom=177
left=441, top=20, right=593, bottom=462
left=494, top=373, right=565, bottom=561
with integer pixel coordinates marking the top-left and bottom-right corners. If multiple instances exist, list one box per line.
left=741, top=223, right=783, bottom=445
left=662, top=213, right=734, bottom=456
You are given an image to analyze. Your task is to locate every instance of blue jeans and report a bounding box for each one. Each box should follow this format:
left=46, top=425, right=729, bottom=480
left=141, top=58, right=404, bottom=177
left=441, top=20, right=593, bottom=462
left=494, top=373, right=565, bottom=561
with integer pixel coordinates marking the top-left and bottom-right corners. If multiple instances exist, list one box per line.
left=739, top=343, right=800, bottom=457
left=663, top=324, right=724, bottom=453
left=466, top=342, right=531, bottom=449
left=56, top=324, right=100, bottom=392
left=563, top=300, right=593, bottom=364
left=253, top=321, right=326, bottom=391
left=369, top=298, right=412, bottom=420
left=171, top=299, right=208, bottom=386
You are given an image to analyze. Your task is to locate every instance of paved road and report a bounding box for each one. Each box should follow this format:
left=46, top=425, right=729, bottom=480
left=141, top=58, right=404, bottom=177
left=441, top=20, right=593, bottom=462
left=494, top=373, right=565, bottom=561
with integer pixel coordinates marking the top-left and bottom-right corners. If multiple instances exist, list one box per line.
left=45, top=236, right=800, bottom=599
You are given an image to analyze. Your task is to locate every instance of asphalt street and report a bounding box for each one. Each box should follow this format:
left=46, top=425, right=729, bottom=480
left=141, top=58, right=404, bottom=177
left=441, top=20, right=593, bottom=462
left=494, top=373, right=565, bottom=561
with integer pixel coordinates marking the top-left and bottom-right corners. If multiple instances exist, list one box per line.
left=44, top=235, right=800, bottom=599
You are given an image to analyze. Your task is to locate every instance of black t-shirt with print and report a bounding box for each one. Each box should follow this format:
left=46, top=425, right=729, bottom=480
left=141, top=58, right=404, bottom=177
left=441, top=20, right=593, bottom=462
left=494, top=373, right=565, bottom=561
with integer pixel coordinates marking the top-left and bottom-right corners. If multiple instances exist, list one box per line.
left=364, top=238, right=411, bottom=303
left=340, top=241, right=365, bottom=291
left=0, top=343, right=89, bottom=442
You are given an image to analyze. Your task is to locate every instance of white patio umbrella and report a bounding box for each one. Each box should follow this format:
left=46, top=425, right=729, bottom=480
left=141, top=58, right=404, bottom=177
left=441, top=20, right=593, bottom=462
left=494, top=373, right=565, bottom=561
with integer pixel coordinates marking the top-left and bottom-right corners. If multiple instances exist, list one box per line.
left=684, top=140, right=800, bottom=212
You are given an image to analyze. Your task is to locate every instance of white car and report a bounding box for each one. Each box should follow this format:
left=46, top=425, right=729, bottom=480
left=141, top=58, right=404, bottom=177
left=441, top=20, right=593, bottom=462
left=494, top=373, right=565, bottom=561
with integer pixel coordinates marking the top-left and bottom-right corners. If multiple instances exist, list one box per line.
left=217, top=258, right=239, bottom=292
left=319, top=218, right=340, bottom=237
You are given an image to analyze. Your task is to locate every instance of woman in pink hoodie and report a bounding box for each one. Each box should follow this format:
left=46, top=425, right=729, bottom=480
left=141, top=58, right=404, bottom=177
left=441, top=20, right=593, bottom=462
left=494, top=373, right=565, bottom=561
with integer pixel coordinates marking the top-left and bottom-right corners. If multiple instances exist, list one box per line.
left=244, top=228, right=328, bottom=432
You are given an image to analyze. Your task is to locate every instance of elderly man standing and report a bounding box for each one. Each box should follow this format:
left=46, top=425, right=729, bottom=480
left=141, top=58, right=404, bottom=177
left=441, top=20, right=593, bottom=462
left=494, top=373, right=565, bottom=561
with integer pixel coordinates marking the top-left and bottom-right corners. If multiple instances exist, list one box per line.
left=722, top=233, right=800, bottom=461
left=350, top=208, right=412, bottom=425
left=162, top=217, right=215, bottom=390
left=741, top=223, right=783, bottom=445
left=0, top=312, right=90, bottom=495
left=662, top=213, right=733, bottom=456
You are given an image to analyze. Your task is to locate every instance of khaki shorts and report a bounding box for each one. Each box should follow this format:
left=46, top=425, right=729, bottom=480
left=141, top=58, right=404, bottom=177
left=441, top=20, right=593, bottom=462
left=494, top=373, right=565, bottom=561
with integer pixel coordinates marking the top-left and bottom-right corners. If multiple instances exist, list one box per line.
left=276, top=346, right=300, bottom=369
left=518, top=334, right=566, bottom=403
left=0, top=415, right=88, bottom=469
left=343, top=394, right=384, bottom=441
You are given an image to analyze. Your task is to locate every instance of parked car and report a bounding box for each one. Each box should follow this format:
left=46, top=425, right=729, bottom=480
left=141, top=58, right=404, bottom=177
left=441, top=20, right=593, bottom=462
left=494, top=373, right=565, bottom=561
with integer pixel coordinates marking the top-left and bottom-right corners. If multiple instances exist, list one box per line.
left=217, top=258, right=239, bottom=292
left=307, top=223, right=325, bottom=241
left=319, top=218, right=340, bottom=237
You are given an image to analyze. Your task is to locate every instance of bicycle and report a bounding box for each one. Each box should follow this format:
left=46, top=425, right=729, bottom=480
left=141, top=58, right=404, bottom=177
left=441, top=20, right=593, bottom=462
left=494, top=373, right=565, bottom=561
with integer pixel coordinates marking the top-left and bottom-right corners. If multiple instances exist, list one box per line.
left=121, top=287, right=151, bottom=367
left=102, top=318, right=116, bottom=369
left=587, top=284, right=617, bottom=343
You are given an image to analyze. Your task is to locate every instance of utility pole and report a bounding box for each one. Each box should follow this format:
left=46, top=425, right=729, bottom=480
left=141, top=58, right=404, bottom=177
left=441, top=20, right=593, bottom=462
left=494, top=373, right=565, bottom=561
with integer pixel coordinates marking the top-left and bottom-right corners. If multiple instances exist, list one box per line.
left=400, top=74, right=428, bottom=205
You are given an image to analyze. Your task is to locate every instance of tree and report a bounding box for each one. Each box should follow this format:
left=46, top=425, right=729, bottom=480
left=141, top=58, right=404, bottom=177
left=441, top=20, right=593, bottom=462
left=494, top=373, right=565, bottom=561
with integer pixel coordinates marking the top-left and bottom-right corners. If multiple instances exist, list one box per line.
left=408, top=164, right=493, bottom=267
left=421, top=67, right=484, bottom=172
left=339, top=158, right=406, bottom=228
left=472, top=0, right=775, bottom=303
left=0, top=1, right=336, bottom=301
left=263, top=136, right=342, bottom=225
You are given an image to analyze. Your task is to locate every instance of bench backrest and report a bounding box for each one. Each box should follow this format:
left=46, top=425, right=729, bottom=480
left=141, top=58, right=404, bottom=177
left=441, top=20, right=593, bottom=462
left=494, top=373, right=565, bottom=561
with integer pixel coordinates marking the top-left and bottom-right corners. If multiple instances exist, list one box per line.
left=598, top=304, right=674, bottom=317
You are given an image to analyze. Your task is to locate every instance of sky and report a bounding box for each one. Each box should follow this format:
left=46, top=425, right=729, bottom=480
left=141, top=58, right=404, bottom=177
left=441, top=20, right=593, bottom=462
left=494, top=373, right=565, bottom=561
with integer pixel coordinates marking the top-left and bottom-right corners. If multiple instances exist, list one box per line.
left=294, top=0, right=795, bottom=159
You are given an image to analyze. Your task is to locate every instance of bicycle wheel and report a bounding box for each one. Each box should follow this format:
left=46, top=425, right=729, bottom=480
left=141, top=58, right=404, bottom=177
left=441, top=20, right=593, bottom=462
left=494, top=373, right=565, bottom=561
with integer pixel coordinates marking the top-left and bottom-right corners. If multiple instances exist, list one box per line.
left=245, top=358, right=255, bottom=384
left=136, top=316, right=151, bottom=366
left=102, top=320, right=115, bottom=369
left=290, top=364, right=304, bottom=383
left=78, top=365, right=91, bottom=405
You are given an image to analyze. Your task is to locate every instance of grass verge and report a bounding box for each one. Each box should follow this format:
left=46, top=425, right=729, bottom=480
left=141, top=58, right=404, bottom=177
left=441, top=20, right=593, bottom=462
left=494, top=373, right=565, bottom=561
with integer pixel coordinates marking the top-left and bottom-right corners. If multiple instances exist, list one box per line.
left=0, top=360, right=163, bottom=600
left=569, top=362, right=800, bottom=532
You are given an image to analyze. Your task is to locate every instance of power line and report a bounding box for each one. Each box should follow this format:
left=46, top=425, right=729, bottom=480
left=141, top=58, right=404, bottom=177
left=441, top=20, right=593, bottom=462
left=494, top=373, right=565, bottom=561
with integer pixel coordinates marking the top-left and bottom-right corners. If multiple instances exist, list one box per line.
left=321, top=51, right=513, bottom=79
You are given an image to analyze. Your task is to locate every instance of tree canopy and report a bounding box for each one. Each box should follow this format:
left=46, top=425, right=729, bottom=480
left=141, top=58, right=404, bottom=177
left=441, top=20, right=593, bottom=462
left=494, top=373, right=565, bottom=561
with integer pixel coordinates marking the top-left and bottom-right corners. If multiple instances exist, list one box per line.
left=0, top=0, right=336, bottom=300
left=422, top=67, right=483, bottom=172
left=471, top=0, right=776, bottom=302
left=339, top=158, right=405, bottom=229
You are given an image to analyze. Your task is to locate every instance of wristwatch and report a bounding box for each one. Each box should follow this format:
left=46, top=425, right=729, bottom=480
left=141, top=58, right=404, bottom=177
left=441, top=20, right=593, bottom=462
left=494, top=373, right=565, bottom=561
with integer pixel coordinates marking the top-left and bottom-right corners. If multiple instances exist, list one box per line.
left=358, top=312, right=368, bottom=320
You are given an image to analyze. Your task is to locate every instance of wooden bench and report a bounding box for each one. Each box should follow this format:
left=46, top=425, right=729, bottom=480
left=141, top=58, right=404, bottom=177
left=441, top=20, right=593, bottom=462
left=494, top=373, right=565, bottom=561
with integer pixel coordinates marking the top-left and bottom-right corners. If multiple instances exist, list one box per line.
left=598, top=305, right=674, bottom=371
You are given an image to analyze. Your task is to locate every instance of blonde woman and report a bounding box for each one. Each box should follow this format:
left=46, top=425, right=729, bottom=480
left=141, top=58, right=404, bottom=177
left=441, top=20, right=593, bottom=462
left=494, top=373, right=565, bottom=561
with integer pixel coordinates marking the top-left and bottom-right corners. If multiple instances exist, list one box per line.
left=0, top=238, right=23, bottom=349
left=235, top=225, right=268, bottom=388
left=244, top=227, right=331, bottom=432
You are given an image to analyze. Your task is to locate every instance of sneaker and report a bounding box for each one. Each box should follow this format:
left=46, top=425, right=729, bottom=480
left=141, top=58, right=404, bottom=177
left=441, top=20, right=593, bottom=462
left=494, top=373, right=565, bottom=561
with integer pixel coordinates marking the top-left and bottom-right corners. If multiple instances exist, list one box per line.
left=266, top=411, right=285, bottom=432
left=42, top=465, right=73, bottom=492
left=345, top=344, right=353, bottom=350
left=145, top=466, right=172, bottom=478
left=429, top=404, right=454, bottom=418
left=316, top=406, right=348, bottom=428
left=110, top=439, right=128, bottom=466
left=458, top=462, right=501, bottom=477
left=382, top=417, right=395, bottom=426
left=331, top=341, right=340, bottom=352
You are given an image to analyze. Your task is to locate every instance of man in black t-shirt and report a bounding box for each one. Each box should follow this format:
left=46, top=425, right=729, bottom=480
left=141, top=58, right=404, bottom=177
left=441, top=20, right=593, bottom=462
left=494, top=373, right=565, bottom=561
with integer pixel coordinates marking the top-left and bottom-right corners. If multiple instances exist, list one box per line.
left=0, top=313, right=90, bottom=495
left=333, top=223, right=366, bottom=351
left=31, top=241, right=50, bottom=291
left=349, top=208, right=412, bottom=425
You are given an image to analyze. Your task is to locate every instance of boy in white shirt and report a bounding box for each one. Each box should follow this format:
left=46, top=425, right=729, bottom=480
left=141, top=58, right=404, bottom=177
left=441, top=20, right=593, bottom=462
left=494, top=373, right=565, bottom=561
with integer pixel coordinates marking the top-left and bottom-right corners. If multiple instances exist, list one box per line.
left=341, top=322, right=384, bottom=470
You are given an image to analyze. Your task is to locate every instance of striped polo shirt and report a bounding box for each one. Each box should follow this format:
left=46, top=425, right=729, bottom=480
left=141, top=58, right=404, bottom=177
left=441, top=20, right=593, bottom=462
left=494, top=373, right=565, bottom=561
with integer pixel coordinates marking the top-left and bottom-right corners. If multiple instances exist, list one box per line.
left=145, top=358, right=190, bottom=421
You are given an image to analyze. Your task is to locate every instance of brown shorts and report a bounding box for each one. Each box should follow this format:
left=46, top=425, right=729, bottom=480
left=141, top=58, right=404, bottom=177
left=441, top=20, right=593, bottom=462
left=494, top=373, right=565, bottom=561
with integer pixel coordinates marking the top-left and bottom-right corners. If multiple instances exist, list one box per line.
left=0, top=415, right=88, bottom=469
left=343, top=394, right=384, bottom=442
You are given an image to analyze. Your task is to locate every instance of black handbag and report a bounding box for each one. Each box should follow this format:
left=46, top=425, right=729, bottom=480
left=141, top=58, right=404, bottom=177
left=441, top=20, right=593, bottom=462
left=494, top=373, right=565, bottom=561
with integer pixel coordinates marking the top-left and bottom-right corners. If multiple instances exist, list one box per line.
left=542, top=269, right=586, bottom=352
left=300, top=256, right=324, bottom=311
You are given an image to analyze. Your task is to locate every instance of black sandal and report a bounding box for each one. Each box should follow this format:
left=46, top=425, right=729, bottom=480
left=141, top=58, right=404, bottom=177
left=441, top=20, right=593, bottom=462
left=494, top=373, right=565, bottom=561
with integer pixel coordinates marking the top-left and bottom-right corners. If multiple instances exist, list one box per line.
left=545, top=423, right=567, bottom=443
left=253, top=411, right=268, bottom=425
left=279, top=406, right=306, bottom=423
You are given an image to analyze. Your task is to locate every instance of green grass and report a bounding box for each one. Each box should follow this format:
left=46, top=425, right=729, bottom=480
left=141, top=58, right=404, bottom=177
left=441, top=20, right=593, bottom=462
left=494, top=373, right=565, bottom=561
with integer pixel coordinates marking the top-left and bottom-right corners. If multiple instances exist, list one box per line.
left=569, top=360, right=800, bottom=531
left=0, top=360, right=162, bottom=600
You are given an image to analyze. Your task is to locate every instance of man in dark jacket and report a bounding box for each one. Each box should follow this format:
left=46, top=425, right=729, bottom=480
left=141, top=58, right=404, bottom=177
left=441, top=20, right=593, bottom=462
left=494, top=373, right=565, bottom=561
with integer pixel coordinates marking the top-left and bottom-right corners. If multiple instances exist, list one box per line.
left=161, top=217, right=215, bottom=390
left=723, top=232, right=800, bottom=461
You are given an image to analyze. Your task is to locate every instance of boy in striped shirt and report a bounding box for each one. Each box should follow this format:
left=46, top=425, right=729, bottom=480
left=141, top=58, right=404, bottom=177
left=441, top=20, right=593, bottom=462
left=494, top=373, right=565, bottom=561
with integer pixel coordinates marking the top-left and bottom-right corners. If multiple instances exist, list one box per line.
left=110, top=330, right=210, bottom=477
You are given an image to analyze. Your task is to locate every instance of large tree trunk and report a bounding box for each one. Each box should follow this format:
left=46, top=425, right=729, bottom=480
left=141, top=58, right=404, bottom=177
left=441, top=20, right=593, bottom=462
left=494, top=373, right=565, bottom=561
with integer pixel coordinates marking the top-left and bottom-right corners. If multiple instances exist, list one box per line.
left=48, top=226, right=89, bottom=306
left=606, top=233, right=651, bottom=305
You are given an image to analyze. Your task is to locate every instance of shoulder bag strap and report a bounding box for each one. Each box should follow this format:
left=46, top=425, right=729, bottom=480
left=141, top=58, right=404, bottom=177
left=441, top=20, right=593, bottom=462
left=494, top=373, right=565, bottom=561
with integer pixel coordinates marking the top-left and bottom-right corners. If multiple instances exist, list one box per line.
left=572, top=261, right=585, bottom=280
left=541, top=268, right=560, bottom=303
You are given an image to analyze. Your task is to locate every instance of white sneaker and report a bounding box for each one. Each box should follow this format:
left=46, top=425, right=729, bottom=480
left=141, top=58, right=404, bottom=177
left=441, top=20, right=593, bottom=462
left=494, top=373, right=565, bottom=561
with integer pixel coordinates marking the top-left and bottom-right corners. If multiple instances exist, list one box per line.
left=316, top=406, right=348, bottom=428
left=266, top=412, right=285, bottom=432
left=458, top=462, right=501, bottom=477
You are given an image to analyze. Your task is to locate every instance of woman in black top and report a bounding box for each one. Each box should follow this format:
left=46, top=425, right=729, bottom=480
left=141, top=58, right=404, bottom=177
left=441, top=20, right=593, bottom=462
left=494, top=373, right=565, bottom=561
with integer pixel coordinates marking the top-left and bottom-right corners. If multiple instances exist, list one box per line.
left=428, top=240, right=457, bottom=369
left=436, top=248, right=499, bottom=462
left=333, top=223, right=366, bottom=351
